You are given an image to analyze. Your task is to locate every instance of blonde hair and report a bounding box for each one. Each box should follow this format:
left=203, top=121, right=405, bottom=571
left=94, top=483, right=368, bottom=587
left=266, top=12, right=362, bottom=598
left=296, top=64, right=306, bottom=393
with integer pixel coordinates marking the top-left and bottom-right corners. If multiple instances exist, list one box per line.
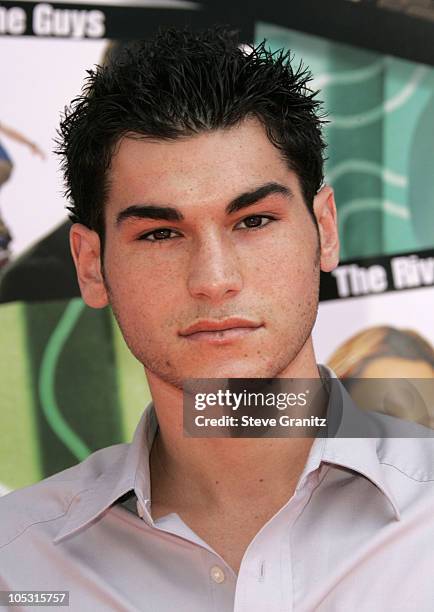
left=327, top=326, right=434, bottom=379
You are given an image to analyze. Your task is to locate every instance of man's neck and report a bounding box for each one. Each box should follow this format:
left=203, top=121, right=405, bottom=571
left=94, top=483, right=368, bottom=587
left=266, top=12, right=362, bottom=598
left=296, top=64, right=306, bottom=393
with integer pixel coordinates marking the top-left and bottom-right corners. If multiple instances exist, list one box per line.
left=146, top=348, right=324, bottom=515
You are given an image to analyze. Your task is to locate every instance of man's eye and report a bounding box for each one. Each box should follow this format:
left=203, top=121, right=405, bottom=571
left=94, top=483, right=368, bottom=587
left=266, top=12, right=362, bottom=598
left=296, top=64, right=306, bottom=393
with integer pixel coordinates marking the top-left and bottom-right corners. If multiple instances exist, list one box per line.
left=138, top=229, right=179, bottom=242
left=237, top=215, right=276, bottom=230
left=138, top=216, right=276, bottom=242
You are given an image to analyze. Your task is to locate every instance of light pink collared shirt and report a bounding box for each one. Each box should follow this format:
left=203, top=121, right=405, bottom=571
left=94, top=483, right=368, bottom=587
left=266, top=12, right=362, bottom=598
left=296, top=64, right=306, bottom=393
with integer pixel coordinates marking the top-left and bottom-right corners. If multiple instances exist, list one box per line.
left=1, top=368, right=434, bottom=611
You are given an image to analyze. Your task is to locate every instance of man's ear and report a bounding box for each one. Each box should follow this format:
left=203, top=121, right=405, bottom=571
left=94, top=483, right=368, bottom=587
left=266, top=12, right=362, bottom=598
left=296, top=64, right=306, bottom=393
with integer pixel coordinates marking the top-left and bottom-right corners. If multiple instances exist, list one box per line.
left=313, top=185, right=340, bottom=272
left=69, top=223, right=109, bottom=308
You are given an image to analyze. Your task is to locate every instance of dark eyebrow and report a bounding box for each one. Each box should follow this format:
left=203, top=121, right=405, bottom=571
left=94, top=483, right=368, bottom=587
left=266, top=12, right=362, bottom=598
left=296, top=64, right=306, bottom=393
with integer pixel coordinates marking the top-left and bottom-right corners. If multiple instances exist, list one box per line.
left=116, top=204, right=183, bottom=225
left=115, top=181, right=293, bottom=226
left=226, top=182, right=293, bottom=215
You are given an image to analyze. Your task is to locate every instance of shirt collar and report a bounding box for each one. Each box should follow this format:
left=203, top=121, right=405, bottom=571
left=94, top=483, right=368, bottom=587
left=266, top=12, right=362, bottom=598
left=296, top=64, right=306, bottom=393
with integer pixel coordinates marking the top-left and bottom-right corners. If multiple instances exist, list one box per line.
left=54, top=365, right=400, bottom=543
left=318, top=365, right=401, bottom=521
left=53, top=403, right=158, bottom=543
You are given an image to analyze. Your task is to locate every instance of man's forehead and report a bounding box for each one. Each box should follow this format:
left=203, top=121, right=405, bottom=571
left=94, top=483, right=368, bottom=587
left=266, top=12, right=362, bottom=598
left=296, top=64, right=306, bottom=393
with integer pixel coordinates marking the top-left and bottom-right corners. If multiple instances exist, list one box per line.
left=106, top=121, right=302, bottom=217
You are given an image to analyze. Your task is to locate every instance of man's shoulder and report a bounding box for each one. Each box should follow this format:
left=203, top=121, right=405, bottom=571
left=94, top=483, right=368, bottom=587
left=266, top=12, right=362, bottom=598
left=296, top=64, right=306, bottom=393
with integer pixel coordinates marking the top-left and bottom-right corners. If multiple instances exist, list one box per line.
left=0, top=442, right=129, bottom=550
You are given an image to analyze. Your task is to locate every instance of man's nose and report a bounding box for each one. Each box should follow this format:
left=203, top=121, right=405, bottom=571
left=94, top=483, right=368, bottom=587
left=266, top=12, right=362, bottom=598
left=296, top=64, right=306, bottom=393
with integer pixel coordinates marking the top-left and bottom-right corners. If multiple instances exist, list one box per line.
left=187, top=234, right=243, bottom=302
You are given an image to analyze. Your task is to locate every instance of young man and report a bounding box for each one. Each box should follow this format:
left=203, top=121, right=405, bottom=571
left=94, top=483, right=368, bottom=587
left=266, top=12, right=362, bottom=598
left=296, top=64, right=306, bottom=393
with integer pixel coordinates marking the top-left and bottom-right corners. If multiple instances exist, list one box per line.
left=1, top=28, right=433, bottom=612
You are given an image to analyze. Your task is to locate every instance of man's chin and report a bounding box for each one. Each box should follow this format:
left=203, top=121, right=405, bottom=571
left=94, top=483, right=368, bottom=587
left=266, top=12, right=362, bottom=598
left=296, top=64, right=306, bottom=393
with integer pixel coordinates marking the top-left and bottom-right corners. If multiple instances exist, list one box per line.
left=144, top=350, right=291, bottom=389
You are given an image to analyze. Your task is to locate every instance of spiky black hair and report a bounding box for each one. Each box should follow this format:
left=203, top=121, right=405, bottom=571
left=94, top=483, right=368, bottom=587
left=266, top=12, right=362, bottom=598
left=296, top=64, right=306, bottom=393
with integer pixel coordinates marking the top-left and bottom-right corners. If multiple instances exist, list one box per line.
left=56, top=26, right=327, bottom=245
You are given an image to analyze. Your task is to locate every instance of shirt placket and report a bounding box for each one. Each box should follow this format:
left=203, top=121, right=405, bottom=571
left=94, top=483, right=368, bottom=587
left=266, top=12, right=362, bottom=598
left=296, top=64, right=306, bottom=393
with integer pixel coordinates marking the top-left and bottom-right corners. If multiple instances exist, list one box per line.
left=233, top=467, right=323, bottom=612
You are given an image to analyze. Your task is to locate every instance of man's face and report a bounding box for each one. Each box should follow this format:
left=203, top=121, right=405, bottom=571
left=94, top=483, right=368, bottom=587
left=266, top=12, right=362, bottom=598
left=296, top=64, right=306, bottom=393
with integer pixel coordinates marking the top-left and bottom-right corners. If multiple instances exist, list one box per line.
left=72, top=117, right=338, bottom=389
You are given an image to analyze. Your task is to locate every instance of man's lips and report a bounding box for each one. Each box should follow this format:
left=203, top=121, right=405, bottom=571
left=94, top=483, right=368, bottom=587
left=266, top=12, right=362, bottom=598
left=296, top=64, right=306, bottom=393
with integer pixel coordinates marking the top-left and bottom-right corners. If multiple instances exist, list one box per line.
left=179, top=317, right=263, bottom=344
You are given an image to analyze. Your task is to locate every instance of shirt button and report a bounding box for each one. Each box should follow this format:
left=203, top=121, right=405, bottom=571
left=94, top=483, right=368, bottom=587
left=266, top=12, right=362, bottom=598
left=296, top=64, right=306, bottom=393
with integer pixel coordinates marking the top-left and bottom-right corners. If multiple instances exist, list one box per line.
left=210, top=565, right=225, bottom=584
